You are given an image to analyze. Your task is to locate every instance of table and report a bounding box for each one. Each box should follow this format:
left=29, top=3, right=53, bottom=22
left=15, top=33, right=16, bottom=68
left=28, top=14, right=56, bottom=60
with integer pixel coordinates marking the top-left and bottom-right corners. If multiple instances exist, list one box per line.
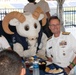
left=22, top=57, right=67, bottom=75
left=26, top=68, right=45, bottom=75
left=25, top=64, right=67, bottom=75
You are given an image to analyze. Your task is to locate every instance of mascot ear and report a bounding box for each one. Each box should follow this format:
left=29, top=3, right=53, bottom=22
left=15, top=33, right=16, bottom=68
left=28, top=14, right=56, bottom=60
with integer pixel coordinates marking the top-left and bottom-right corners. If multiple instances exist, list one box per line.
left=38, top=14, right=44, bottom=21
left=9, top=19, right=20, bottom=26
left=32, top=7, right=46, bottom=26
left=42, top=14, right=46, bottom=26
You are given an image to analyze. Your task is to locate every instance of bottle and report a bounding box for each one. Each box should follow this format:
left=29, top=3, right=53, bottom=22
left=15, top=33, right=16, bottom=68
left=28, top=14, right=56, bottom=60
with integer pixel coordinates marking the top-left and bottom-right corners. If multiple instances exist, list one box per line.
left=33, top=57, right=40, bottom=75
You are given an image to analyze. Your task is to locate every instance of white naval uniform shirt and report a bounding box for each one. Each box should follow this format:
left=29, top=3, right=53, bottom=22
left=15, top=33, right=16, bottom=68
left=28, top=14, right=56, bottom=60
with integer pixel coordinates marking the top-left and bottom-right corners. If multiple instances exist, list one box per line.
left=46, top=32, right=76, bottom=68
left=0, top=35, right=10, bottom=49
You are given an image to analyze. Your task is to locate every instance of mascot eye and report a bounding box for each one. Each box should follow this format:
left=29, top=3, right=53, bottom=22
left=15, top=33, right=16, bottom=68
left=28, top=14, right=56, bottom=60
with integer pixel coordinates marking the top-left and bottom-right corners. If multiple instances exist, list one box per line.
left=24, top=25, right=29, bottom=31
left=34, top=23, right=37, bottom=29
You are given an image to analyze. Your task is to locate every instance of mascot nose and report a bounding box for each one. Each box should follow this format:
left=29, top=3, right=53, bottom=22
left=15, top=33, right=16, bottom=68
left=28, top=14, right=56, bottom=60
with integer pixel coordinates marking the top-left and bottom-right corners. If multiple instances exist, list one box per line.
left=31, top=38, right=34, bottom=40
left=36, top=37, right=38, bottom=39
left=31, top=37, right=38, bottom=40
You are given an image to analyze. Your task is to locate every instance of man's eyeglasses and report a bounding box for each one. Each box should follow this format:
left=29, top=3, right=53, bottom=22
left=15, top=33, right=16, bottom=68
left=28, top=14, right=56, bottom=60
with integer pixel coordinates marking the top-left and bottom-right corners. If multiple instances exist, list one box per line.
left=49, top=24, right=60, bottom=27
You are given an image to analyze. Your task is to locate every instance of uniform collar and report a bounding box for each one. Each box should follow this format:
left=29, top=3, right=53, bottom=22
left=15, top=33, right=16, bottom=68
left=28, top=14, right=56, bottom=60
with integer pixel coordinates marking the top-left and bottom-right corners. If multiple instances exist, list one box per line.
left=52, top=32, right=62, bottom=39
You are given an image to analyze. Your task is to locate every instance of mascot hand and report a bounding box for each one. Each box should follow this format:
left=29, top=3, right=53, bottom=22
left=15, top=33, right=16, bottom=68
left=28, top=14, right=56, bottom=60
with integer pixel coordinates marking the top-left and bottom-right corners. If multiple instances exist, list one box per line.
left=37, top=49, right=47, bottom=60
left=23, top=47, right=37, bottom=57
left=13, top=43, right=24, bottom=57
left=37, top=49, right=45, bottom=56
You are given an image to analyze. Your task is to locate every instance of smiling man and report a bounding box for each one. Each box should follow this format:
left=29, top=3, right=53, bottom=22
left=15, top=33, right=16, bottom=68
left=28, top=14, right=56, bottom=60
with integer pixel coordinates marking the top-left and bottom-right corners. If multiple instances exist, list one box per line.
left=46, top=16, right=76, bottom=75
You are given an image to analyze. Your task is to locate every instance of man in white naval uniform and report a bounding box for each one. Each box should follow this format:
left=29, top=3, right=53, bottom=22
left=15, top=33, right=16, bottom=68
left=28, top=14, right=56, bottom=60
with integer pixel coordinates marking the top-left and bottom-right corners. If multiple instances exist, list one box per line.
left=46, top=16, right=76, bottom=75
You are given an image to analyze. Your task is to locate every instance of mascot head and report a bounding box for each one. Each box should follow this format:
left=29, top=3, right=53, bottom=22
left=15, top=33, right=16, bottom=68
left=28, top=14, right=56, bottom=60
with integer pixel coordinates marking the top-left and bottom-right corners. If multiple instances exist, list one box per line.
left=2, top=7, right=46, bottom=41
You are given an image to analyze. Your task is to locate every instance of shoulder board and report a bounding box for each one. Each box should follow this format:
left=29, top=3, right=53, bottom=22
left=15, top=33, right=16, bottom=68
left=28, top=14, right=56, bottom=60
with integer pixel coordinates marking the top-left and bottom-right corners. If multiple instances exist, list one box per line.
left=62, top=32, right=70, bottom=35
left=47, top=36, right=52, bottom=41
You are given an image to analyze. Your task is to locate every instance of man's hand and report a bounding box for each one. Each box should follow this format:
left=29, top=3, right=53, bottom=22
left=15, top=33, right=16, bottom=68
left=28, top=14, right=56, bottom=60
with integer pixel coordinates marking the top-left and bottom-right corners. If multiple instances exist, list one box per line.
left=64, top=67, right=70, bottom=75
left=47, top=57, right=52, bottom=62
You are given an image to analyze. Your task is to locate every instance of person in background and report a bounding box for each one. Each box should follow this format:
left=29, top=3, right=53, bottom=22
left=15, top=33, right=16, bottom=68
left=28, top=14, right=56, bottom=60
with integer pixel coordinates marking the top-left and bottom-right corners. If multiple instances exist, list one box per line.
left=0, top=50, right=26, bottom=75
left=36, top=0, right=52, bottom=38
left=23, top=0, right=37, bottom=13
left=36, top=0, right=51, bottom=20
left=46, top=16, right=76, bottom=75
left=0, top=35, right=12, bottom=51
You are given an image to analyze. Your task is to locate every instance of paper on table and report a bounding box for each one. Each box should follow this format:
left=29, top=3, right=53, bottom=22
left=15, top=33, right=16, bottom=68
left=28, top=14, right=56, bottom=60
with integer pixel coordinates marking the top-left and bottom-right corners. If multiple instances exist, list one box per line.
left=29, top=65, right=33, bottom=69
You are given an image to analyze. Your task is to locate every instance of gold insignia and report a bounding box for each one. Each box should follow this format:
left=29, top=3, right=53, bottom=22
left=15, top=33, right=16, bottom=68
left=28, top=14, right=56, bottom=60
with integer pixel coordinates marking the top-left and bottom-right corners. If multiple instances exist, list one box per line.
left=47, top=36, right=52, bottom=41
left=59, top=40, right=67, bottom=48
left=62, top=32, right=70, bottom=35
left=59, top=41, right=67, bottom=46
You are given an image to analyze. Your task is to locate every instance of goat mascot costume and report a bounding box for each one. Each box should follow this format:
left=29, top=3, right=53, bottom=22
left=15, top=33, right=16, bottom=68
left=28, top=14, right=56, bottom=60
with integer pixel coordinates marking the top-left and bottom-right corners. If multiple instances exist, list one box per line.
left=2, top=7, right=48, bottom=58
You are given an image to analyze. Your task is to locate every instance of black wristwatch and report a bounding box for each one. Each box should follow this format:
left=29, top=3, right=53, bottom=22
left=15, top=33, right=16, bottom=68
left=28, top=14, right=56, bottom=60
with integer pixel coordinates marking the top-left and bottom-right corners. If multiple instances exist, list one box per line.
left=67, top=66, right=71, bottom=70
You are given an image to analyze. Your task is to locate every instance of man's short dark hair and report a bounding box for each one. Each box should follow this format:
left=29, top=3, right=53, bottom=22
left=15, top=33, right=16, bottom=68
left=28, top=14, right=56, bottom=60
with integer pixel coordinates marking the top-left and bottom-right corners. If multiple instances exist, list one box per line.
left=0, top=50, right=23, bottom=75
left=49, top=16, right=60, bottom=23
left=28, top=0, right=35, bottom=2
